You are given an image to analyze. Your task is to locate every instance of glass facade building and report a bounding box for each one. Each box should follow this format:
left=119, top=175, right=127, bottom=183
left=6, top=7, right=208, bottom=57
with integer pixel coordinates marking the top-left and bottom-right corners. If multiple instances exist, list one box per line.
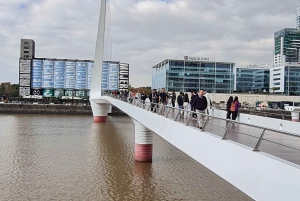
left=274, top=28, right=300, bottom=65
left=235, top=66, right=270, bottom=92
left=270, top=65, right=300, bottom=96
left=152, top=59, right=235, bottom=93
left=18, top=39, right=129, bottom=97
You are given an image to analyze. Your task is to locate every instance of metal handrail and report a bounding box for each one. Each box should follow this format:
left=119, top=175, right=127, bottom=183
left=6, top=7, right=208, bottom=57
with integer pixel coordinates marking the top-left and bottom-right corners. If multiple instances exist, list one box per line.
left=104, top=94, right=300, bottom=153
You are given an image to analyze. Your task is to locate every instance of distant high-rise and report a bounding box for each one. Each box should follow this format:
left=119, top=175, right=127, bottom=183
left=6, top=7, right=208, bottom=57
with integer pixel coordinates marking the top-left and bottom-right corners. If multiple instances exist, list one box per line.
left=20, top=39, right=35, bottom=59
left=296, top=6, right=300, bottom=29
left=274, top=28, right=300, bottom=65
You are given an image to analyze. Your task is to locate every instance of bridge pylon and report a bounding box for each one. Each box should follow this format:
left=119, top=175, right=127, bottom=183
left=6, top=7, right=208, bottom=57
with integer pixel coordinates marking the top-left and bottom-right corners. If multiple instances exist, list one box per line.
left=133, top=119, right=153, bottom=162
left=90, top=0, right=110, bottom=122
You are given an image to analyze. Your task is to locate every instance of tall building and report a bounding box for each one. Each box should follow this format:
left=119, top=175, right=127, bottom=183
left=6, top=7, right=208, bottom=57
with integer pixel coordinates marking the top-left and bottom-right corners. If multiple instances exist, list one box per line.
left=18, top=39, right=129, bottom=97
left=19, top=39, right=35, bottom=96
left=235, top=65, right=270, bottom=92
left=152, top=56, right=235, bottom=93
left=274, top=28, right=300, bottom=65
left=20, top=39, right=35, bottom=59
left=296, top=6, right=300, bottom=29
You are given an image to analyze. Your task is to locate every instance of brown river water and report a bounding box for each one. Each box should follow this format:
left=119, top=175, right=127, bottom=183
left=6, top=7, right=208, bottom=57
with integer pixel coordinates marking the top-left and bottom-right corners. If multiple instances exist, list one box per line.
left=0, top=114, right=252, bottom=201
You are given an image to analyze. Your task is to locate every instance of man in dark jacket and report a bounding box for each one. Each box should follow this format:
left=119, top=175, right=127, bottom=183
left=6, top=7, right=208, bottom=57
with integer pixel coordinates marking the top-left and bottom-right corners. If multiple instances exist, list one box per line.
left=191, top=90, right=207, bottom=129
left=171, top=91, right=176, bottom=107
left=149, top=89, right=158, bottom=112
left=177, top=92, right=184, bottom=109
left=190, top=91, right=198, bottom=118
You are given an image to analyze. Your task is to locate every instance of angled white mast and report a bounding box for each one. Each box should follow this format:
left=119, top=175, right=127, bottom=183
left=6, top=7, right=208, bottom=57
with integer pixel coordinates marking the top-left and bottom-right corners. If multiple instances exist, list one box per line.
left=90, top=0, right=107, bottom=100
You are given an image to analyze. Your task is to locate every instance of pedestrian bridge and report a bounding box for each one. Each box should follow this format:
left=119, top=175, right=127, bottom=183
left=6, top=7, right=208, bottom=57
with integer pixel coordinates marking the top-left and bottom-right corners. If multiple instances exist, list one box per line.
left=95, top=95, right=300, bottom=201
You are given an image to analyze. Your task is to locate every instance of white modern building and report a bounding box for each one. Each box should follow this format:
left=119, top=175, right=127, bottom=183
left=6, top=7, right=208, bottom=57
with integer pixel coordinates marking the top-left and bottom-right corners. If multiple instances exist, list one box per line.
left=270, top=64, right=300, bottom=96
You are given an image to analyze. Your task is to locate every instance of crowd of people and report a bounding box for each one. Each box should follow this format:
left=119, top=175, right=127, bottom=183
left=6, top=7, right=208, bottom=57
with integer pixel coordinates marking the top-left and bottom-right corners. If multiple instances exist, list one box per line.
left=111, top=89, right=241, bottom=129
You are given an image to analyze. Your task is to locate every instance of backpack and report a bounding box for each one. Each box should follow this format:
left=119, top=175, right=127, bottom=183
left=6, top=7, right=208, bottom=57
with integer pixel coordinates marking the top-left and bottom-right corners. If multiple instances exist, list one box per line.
left=230, top=101, right=237, bottom=112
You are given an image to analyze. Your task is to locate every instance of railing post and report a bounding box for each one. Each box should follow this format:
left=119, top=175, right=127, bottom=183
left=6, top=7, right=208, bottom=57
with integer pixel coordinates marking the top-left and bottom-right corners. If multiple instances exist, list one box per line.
left=157, top=104, right=163, bottom=115
left=185, top=114, right=192, bottom=126
left=174, top=109, right=181, bottom=121
left=253, top=129, right=266, bottom=151
left=165, top=106, right=171, bottom=118
left=201, top=114, right=209, bottom=131
left=222, top=122, right=231, bottom=140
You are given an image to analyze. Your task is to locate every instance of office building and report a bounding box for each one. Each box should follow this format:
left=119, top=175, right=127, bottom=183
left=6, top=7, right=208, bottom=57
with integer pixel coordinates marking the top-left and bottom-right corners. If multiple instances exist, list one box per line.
left=152, top=56, right=235, bottom=93
left=274, top=28, right=300, bottom=65
left=19, top=39, right=129, bottom=97
left=270, top=64, right=300, bottom=96
left=235, top=65, right=270, bottom=92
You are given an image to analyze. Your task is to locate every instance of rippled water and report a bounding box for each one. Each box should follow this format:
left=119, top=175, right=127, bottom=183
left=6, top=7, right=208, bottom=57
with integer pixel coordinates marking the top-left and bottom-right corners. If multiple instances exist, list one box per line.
left=0, top=114, right=252, bottom=201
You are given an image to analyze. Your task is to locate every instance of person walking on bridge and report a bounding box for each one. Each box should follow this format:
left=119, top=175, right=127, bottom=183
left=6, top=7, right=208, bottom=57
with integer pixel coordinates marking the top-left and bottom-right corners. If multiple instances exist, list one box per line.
left=192, top=90, right=207, bottom=129
left=149, top=89, right=158, bottom=112
left=230, top=96, right=241, bottom=121
left=226, top=96, right=233, bottom=119
left=159, top=88, right=168, bottom=114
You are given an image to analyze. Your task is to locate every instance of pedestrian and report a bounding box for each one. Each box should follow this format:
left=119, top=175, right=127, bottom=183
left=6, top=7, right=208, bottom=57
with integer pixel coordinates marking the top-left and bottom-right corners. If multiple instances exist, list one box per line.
left=183, top=93, right=189, bottom=118
left=230, top=96, right=241, bottom=121
left=192, top=90, right=207, bottom=129
left=159, top=88, right=167, bottom=105
left=141, top=91, right=147, bottom=102
left=149, top=89, right=158, bottom=112
left=128, top=89, right=134, bottom=104
left=171, top=91, right=176, bottom=107
left=190, top=91, right=198, bottom=119
left=204, top=91, right=213, bottom=115
left=226, top=96, right=233, bottom=119
left=177, top=92, right=184, bottom=116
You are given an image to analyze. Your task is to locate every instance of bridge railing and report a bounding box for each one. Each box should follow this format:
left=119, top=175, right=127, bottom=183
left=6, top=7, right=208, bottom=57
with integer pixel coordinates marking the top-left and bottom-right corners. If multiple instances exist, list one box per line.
left=105, top=95, right=300, bottom=165
left=214, top=103, right=293, bottom=120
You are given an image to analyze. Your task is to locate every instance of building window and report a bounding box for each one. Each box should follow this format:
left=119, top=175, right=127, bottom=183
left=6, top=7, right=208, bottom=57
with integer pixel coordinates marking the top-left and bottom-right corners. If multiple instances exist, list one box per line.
left=273, top=78, right=280, bottom=81
left=273, top=73, right=281, bottom=76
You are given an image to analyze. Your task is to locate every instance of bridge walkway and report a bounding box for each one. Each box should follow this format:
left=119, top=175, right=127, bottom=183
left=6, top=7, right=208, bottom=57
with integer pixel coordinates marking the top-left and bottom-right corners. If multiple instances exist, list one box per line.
left=115, top=97, right=300, bottom=165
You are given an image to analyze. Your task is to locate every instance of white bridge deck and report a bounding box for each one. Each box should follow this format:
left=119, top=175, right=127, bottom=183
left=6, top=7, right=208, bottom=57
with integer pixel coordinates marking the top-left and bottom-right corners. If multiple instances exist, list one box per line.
left=99, top=95, right=300, bottom=201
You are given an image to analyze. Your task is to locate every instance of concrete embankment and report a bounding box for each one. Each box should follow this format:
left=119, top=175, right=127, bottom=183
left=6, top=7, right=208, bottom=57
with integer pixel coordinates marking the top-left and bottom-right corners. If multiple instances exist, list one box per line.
left=0, top=104, right=125, bottom=116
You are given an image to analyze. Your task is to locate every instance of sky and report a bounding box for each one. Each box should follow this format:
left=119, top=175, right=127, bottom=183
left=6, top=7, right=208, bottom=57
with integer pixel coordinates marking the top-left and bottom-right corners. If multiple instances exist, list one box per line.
left=0, top=0, right=299, bottom=87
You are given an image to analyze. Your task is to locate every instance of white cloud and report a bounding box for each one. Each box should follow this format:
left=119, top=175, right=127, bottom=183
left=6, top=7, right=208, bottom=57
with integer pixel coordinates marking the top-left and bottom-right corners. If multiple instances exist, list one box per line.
left=0, top=0, right=299, bottom=87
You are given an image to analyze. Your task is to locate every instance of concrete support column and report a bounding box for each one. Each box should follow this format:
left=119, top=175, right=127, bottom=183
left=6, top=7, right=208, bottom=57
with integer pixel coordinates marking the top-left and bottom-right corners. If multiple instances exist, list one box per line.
left=291, top=112, right=299, bottom=122
left=90, top=101, right=110, bottom=122
left=133, top=119, right=153, bottom=162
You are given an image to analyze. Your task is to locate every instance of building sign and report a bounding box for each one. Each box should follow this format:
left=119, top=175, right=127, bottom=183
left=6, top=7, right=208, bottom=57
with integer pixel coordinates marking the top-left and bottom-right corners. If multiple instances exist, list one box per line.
left=54, top=60, right=65, bottom=89
left=119, top=63, right=129, bottom=90
left=75, top=61, right=87, bottom=89
left=184, top=56, right=215, bottom=61
left=102, top=62, right=108, bottom=90
left=65, top=61, right=76, bottom=89
left=108, top=62, right=119, bottom=91
left=32, top=59, right=43, bottom=89
left=87, top=61, right=94, bottom=90
left=43, top=60, right=54, bottom=89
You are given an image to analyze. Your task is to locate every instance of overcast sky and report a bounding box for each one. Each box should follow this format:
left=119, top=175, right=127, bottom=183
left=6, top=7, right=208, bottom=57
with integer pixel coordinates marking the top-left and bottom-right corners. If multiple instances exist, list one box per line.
left=0, top=0, right=299, bottom=87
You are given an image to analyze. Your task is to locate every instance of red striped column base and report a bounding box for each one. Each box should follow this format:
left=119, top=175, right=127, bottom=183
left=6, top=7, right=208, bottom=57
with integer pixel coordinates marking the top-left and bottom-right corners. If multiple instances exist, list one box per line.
left=135, top=144, right=153, bottom=162
left=292, top=119, right=299, bottom=122
left=94, top=116, right=107, bottom=122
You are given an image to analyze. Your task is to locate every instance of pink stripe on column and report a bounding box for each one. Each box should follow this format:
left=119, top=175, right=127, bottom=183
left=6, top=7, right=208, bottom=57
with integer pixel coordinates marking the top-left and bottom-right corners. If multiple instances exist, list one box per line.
left=292, top=119, right=299, bottom=122
left=94, top=116, right=107, bottom=122
left=135, top=144, right=153, bottom=162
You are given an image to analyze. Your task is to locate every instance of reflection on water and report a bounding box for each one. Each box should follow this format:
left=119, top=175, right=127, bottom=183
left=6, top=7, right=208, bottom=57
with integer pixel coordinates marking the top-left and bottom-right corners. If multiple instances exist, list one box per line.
left=0, top=114, right=252, bottom=201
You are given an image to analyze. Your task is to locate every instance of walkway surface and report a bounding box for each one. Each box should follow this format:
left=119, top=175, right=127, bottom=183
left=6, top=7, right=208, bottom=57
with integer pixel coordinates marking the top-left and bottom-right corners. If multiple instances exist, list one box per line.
left=147, top=104, right=300, bottom=165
